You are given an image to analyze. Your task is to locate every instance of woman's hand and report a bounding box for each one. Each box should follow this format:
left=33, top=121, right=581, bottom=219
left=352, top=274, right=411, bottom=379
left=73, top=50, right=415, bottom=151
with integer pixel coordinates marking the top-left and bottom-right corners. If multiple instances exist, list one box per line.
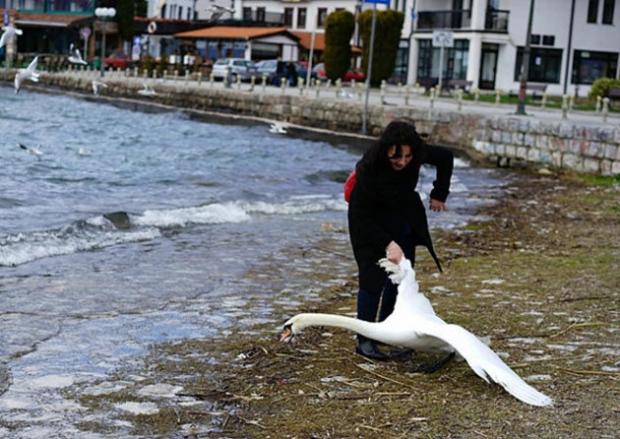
left=385, top=241, right=403, bottom=263
left=430, top=198, right=447, bottom=212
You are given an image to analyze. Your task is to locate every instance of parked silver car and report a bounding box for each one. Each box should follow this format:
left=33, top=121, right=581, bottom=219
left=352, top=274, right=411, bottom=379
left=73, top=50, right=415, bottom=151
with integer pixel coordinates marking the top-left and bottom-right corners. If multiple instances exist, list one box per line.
left=211, top=58, right=257, bottom=82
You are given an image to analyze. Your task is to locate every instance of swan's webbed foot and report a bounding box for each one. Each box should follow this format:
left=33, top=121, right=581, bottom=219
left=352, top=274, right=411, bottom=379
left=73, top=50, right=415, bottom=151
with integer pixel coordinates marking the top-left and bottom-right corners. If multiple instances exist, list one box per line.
left=412, top=352, right=455, bottom=374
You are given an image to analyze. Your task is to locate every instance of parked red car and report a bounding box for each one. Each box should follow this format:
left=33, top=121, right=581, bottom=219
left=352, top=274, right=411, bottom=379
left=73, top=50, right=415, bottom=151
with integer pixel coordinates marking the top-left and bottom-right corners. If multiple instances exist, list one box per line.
left=104, top=52, right=131, bottom=69
left=312, top=63, right=365, bottom=82
left=343, top=68, right=365, bottom=82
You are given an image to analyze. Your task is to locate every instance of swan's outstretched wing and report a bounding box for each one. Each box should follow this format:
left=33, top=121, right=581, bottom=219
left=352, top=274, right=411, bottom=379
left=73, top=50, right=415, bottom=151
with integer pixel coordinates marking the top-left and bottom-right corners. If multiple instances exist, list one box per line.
left=413, top=319, right=552, bottom=407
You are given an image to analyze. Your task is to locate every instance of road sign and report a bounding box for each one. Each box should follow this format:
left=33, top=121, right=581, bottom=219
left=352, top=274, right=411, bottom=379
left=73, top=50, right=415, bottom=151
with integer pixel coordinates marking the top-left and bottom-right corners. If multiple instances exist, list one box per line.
left=432, top=30, right=454, bottom=48
left=80, top=26, right=91, bottom=40
left=364, top=0, right=390, bottom=4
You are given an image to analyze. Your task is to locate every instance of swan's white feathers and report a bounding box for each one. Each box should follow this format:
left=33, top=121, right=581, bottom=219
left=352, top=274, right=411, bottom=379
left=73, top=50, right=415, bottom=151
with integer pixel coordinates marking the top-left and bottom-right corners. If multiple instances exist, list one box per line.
left=283, top=256, right=553, bottom=407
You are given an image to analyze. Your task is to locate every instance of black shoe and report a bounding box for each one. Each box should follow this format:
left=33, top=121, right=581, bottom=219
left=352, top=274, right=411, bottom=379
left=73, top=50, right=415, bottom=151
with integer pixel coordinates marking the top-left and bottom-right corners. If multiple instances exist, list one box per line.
left=355, top=340, right=388, bottom=361
left=385, top=348, right=415, bottom=360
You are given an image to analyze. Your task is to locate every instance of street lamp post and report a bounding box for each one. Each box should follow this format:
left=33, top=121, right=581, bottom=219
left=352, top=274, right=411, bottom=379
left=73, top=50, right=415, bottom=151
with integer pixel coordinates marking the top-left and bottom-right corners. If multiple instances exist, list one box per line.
left=95, top=7, right=116, bottom=78
left=516, top=0, right=535, bottom=115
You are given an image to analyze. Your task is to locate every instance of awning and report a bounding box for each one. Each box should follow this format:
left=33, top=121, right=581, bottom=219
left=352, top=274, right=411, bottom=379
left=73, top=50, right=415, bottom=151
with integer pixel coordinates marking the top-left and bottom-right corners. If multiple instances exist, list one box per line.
left=292, top=31, right=362, bottom=54
left=1, top=10, right=93, bottom=28
left=175, top=26, right=299, bottom=42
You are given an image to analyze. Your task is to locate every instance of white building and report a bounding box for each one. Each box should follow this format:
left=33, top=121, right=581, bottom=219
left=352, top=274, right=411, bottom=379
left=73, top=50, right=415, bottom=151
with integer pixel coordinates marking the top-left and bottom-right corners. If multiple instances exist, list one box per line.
left=147, top=0, right=237, bottom=20
left=409, top=0, right=620, bottom=95
left=147, top=0, right=620, bottom=95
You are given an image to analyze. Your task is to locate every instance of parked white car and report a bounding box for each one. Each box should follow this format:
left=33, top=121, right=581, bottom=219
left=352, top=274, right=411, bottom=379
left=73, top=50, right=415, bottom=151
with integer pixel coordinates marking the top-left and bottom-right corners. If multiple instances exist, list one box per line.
left=211, top=58, right=257, bottom=82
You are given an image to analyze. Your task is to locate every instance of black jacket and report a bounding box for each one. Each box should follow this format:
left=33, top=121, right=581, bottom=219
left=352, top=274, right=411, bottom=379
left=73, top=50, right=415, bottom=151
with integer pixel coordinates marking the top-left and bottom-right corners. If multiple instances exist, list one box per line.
left=348, top=144, right=453, bottom=293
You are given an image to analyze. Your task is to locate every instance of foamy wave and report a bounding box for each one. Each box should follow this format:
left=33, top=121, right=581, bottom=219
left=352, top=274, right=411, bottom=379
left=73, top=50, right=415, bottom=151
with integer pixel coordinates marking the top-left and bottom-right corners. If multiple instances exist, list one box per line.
left=1, top=196, right=344, bottom=266
left=132, top=202, right=251, bottom=227
left=241, top=196, right=346, bottom=215
left=0, top=228, right=160, bottom=267
left=132, top=197, right=345, bottom=227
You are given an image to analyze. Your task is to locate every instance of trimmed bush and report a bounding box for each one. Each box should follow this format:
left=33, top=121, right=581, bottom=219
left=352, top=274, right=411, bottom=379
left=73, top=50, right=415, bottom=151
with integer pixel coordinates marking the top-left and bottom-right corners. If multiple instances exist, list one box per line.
left=589, top=77, right=620, bottom=99
left=324, top=10, right=355, bottom=81
left=359, top=9, right=404, bottom=86
left=116, top=0, right=136, bottom=43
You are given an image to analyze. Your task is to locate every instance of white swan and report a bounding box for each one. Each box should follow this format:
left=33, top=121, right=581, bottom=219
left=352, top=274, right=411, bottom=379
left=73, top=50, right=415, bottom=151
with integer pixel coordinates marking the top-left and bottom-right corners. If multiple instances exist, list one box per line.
left=281, top=257, right=553, bottom=407
left=14, top=56, right=39, bottom=94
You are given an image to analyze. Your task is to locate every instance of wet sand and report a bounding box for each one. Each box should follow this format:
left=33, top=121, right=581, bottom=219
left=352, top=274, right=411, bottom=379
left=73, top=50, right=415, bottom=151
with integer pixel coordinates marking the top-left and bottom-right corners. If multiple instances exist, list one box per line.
left=65, top=168, right=619, bottom=438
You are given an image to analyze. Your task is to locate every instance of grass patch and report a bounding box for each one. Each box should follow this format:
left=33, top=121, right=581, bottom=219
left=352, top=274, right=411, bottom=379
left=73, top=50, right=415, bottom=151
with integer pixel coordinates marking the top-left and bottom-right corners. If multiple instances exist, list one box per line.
left=576, top=173, right=620, bottom=187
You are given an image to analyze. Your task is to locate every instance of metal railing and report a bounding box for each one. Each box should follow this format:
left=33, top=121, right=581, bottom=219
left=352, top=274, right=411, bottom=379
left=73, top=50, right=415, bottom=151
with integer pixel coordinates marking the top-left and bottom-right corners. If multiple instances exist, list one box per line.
left=242, top=10, right=283, bottom=25
left=0, top=0, right=94, bottom=13
left=485, top=9, right=510, bottom=32
left=417, top=10, right=471, bottom=30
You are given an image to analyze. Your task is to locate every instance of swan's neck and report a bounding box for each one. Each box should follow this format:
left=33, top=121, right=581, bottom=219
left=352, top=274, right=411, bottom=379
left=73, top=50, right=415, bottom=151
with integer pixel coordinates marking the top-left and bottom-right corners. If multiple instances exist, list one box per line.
left=294, top=313, right=378, bottom=339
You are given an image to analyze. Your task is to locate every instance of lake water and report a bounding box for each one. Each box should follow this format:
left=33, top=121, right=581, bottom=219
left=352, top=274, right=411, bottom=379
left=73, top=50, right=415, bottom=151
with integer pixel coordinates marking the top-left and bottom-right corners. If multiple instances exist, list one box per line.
left=0, top=85, right=505, bottom=437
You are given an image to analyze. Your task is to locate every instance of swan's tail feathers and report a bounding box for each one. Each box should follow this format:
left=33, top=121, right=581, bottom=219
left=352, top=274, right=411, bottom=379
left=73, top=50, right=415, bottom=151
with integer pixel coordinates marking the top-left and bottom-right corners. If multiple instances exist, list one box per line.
left=425, top=323, right=553, bottom=407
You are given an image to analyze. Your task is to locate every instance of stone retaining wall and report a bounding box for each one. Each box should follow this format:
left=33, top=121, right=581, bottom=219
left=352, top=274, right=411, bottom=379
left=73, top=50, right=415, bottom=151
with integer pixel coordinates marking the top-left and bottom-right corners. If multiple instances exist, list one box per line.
left=3, top=71, right=619, bottom=175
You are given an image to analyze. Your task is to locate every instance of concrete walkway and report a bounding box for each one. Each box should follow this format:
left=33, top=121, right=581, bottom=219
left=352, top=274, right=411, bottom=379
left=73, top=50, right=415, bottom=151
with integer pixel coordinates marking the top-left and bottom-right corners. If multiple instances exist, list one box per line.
left=63, top=68, right=620, bottom=129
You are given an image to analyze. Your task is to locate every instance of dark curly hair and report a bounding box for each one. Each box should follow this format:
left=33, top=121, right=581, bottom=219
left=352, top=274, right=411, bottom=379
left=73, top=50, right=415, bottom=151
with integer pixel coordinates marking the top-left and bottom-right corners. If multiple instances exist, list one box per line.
left=356, top=119, right=424, bottom=177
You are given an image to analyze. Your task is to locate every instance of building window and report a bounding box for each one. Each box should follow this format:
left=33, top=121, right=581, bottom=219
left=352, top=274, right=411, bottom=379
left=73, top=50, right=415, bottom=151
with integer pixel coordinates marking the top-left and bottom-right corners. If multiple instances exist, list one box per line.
left=417, top=39, right=469, bottom=83
left=602, top=0, right=615, bottom=24
left=542, top=35, right=555, bottom=46
left=284, top=7, right=293, bottom=26
left=514, top=47, right=563, bottom=83
left=257, top=7, right=265, bottom=23
left=187, top=8, right=192, bottom=20
left=317, top=8, right=327, bottom=28
left=587, top=0, right=599, bottom=23
left=243, top=7, right=252, bottom=21
left=297, top=7, right=306, bottom=29
left=530, top=34, right=540, bottom=45
left=572, top=50, right=618, bottom=84
left=390, top=39, right=410, bottom=84
left=178, top=6, right=183, bottom=20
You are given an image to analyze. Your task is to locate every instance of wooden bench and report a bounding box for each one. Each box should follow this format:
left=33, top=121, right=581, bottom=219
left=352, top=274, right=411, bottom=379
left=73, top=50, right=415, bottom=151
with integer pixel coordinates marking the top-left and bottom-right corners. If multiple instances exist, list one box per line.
left=607, top=87, right=620, bottom=110
left=444, top=79, right=473, bottom=92
left=418, top=77, right=438, bottom=91
left=509, top=83, right=547, bottom=100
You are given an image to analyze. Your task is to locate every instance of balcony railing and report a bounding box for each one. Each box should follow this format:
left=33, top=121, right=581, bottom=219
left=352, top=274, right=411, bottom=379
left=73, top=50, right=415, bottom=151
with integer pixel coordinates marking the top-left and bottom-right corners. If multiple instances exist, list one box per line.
left=417, top=10, right=471, bottom=30
left=485, top=8, right=509, bottom=32
left=242, top=10, right=283, bottom=25
left=0, top=0, right=94, bottom=13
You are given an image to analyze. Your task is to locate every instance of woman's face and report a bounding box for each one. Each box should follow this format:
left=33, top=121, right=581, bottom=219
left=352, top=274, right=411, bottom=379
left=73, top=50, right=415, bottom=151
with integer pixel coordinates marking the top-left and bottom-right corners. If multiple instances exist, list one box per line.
left=387, top=145, right=413, bottom=171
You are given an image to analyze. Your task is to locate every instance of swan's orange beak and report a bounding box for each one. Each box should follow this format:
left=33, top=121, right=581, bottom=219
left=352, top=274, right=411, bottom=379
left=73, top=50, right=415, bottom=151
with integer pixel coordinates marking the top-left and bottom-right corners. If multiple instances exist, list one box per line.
left=280, top=326, right=293, bottom=343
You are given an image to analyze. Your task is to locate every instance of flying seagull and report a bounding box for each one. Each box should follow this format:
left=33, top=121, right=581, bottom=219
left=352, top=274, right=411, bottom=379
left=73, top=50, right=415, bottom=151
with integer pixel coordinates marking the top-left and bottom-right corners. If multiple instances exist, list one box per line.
left=18, top=143, right=43, bottom=157
left=14, top=56, right=39, bottom=94
left=281, top=257, right=553, bottom=407
left=0, top=24, right=23, bottom=49
left=268, top=121, right=288, bottom=134
left=68, top=43, right=88, bottom=65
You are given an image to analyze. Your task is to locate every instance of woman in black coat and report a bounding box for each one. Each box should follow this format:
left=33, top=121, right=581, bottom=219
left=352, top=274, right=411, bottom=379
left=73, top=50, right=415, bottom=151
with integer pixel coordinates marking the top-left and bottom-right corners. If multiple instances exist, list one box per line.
left=348, top=119, right=454, bottom=359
